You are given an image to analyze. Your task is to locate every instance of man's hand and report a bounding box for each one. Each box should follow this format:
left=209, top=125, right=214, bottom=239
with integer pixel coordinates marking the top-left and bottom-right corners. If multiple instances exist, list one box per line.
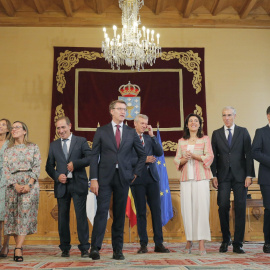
left=245, top=177, right=253, bottom=188
left=67, top=162, right=74, bottom=172
left=212, top=177, right=218, bottom=189
left=90, top=180, right=99, bottom=196
left=58, top=174, right=68, bottom=184
left=146, top=156, right=156, bottom=163
left=131, top=174, right=137, bottom=184
left=147, top=125, right=154, bottom=137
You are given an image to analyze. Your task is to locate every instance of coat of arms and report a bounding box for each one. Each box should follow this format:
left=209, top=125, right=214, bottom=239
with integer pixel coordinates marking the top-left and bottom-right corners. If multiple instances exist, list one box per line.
left=118, top=81, right=141, bottom=120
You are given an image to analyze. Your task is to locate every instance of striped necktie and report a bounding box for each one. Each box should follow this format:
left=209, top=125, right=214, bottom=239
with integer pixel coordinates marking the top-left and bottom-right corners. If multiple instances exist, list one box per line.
left=139, top=134, right=144, bottom=147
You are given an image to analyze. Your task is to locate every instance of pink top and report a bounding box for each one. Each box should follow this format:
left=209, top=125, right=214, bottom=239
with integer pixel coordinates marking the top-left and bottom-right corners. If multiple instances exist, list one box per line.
left=174, top=135, right=214, bottom=182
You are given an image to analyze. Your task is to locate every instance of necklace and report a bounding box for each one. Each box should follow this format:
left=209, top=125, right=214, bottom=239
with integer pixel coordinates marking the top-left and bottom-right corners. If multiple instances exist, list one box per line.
left=189, top=137, right=197, bottom=142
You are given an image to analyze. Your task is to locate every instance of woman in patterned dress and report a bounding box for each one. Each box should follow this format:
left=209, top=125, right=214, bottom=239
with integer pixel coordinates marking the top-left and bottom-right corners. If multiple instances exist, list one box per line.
left=0, top=118, right=11, bottom=257
left=3, top=121, right=41, bottom=262
left=174, top=114, right=214, bottom=255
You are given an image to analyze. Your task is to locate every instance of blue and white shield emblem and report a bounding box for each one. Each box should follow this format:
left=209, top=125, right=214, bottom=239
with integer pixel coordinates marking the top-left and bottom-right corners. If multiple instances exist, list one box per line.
left=119, top=96, right=141, bottom=120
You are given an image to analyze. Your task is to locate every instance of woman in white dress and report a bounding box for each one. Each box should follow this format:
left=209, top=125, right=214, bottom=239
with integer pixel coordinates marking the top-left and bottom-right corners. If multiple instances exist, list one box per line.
left=174, top=114, right=214, bottom=255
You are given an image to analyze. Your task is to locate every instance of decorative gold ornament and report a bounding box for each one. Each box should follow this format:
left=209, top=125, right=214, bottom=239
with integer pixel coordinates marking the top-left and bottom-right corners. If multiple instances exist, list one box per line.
left=194, top=104, right=204, bottom=128
left=162, top=140, right=178, bottom=152
left=56, top=50, right=103, bottom=93
left=87, top=141, right=93, bottom=149
left=161, top=50, right=202, bottom=94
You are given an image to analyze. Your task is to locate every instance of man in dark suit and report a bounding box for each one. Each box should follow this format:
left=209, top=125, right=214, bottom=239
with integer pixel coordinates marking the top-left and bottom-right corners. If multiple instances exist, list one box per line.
left=251, top=106, right=270, bottom=253
left=131, top=114, right=169, bottom=254
left=211, top=106, right=254, bottom=254
left=89, top=100, right=146, bottom=260
left=46, top=116, right=91, bottom=258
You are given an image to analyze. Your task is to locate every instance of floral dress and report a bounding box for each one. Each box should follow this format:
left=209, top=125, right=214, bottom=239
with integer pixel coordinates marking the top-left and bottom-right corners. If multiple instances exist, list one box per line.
left=0, top=140, right=8, bottom=221
left=3, top=143, right=41, bottom=235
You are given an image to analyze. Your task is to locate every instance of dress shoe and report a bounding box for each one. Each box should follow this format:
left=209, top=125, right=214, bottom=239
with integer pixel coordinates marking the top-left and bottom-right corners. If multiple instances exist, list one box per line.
left=61, top=250, right=70, bottom=257
left=113, top=249, right=125, bottom=260
left=263, top=244, right=270, bottom=253
left=89, top=247, right=100, bottom=260
left=219, top=241, right=231, bottom=253
left=233, top=246, right=245, bottom=254
left=137, top=245, right=148, bottom=254
left=81, top=250, right=90, bottom=258
left=154, top=244, right=170, bottom=253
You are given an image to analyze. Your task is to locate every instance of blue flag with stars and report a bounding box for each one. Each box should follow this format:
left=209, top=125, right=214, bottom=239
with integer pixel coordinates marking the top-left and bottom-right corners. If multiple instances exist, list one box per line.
left=155, top=129, right=174, bottom=226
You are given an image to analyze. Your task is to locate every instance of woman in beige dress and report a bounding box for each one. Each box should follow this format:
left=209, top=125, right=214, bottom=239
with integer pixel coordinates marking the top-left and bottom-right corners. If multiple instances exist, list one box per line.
left=3, top=121, right=41, bottom=262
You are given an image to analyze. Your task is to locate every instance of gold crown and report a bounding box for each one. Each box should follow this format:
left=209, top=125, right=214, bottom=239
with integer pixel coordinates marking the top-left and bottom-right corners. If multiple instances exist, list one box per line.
left=119, top=81, right=140, bottom=97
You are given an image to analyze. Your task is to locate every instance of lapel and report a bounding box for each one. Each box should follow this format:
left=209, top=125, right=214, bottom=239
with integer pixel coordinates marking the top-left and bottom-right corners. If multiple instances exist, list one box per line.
left=218, top=127, right=229, bottom=149
left=57, top=139, right=66, bottom=160
left=67, top=135, right=77, bottom=160
left=119, top=124, right=128, bottom=151
left=230, top=125, right=240, bottom=149
left=107, top=123, right=118, bottom=150
left=264, top=125, right=270, bottom=136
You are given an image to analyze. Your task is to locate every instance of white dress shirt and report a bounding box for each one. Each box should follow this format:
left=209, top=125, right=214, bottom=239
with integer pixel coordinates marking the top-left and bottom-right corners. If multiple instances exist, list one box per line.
left=224, top=124, right=235, bottom=139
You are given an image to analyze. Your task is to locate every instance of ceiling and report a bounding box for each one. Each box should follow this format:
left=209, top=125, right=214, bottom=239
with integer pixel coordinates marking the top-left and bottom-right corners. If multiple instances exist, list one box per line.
left=0, top=0, right=270, bottom=28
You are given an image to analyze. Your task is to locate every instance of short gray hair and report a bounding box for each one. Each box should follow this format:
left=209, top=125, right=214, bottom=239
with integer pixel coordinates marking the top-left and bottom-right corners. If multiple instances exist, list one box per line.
left=134, top=114, right=148, bottom=122
left=222, top=106, right=236, bottom=115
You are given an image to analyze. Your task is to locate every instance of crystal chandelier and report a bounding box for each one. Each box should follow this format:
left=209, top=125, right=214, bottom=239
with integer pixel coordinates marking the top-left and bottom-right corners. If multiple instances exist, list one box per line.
left=102, top=0, right=161, bottom=71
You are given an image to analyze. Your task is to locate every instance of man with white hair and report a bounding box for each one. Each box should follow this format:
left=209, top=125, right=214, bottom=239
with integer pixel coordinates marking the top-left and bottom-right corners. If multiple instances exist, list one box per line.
left=211, top=106, right=254, bottom=254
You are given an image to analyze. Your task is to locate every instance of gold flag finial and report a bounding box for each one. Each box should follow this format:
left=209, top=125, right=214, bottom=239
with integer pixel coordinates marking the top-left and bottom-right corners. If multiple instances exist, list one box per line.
left=157, top=122, right=160, bottom=129
left=97, top=122, right=100, bottom=127
left=125, top=121, right=128, bottom=126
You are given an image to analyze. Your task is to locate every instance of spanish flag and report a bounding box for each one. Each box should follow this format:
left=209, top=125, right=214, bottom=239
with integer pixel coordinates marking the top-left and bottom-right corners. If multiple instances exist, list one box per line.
left=125, top=188, right=137, bottom=227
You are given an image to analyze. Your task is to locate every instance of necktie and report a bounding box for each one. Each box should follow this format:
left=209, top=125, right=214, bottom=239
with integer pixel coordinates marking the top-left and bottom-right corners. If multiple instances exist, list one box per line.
left=139, top=134, right=145, bottom=147
left=62, top=139, right=68, bottom=159
left=227, top=128, right=232, bottom=147
left=115, top=125, right=121, bottom=149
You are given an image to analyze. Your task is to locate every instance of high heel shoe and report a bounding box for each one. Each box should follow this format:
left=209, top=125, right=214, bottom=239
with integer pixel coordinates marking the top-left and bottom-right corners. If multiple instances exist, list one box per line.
left=199, top=249, right=207, bottom=256
left=0, top=245, right=9, bottom=257
left=184, top=241, right=193, bottom=254
left=14, top=247, right=23, bottom=262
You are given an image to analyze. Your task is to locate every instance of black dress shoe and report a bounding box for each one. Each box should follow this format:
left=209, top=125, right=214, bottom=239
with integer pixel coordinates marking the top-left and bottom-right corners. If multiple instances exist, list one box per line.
left=137, top=245, right=148, bottom=254
left=81, top=250, right=90, bottom=258
left=61, top=250, right=70, bottom=257
left=154, top=244, right=170, bottom=253
left=233, top=246, right=245, bottom=254
left=263, top=244, right=270, bottom=253
left=219, top=241, right=231, bottom=253
left=89, top=247, right=100, bottom=260
left=113, top=249, right=125, bottom=260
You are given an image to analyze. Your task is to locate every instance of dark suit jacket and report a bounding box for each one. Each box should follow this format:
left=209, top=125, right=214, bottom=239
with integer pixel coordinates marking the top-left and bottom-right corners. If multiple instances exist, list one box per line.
left=90, top=123, right=146, bottom=186
left=131, top=134, right=163, bottom=185
left=46, top=135, right=91, bottom=198
left=251, top=125, right=270, bottom=185
left=211, top=125, right=254, bottom=182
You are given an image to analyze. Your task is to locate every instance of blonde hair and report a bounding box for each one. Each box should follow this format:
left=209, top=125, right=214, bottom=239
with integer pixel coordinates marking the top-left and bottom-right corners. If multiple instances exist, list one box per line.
left=8, top=121, right=31, bottom=148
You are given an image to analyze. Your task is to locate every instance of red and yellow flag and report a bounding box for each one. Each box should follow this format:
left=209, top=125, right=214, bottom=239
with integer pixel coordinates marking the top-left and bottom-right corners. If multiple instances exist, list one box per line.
left=125, top=188, right=137, bottom=227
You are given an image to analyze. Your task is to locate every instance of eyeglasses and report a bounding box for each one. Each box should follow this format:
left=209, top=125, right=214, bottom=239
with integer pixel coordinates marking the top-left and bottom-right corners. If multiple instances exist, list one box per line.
left=11, top=126, right=23, bottom=130
left=113, top=108, right=127, bottom=112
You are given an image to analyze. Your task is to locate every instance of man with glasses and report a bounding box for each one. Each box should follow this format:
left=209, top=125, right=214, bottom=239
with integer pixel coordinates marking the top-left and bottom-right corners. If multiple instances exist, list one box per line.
left=211, top=106, right=254, bottom=254
left=89, top=100, right=146, bottom=260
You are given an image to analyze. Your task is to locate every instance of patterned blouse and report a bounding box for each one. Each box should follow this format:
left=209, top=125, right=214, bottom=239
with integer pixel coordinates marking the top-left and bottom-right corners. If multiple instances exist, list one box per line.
left=174, top=135, right=214, bottom=182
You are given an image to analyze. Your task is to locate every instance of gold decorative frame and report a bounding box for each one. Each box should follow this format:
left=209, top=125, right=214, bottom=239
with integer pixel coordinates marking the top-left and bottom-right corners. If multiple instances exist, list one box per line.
left=54, top=49, right=205, bottom=151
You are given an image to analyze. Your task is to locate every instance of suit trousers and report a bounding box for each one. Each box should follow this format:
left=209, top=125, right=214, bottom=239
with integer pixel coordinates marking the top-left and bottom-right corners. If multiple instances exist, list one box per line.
left=217, top=169, right=247, bottom=246
left=260, top=184, right=270, bottom=244
left=131, top=169, right=163, bottom=246
left=91, top=169, right=129, bottom=251
left=57, top=179, right=90, bottom=251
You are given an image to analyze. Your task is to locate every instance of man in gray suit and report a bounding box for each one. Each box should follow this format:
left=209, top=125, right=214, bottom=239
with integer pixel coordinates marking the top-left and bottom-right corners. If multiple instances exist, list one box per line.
left=211, top=106, right=254, bottom=254
left=252, top=106, right=270, bottom=253
left=46, top=116, right=91, bottom=258
left=89, top=100, right=146, bottom=260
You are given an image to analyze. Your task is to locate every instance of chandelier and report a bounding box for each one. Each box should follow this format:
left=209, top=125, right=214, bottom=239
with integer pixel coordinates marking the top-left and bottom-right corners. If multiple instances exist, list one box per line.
left=102, top=0, right=161, bottom=71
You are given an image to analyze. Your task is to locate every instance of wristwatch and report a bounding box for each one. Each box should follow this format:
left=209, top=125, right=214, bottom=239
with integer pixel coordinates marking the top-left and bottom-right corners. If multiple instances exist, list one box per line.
left=28, top=183, right=33, bottom=188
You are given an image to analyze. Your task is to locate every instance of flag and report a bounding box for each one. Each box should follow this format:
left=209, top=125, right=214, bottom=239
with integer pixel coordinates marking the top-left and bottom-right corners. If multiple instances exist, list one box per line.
left=125, top=188, right=137, bottom=227
left=155, top=129, right=174, bottom=226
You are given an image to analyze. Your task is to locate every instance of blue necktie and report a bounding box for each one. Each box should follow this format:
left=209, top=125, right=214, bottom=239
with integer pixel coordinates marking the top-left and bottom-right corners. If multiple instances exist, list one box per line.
left=227, top=129, right=232, bottom=147
left=62, top=139, right=68, bottom=160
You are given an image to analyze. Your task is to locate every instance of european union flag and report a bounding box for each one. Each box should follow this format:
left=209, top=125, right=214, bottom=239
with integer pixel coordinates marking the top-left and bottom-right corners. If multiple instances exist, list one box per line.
left=155, top=129, right=174, bottom=226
